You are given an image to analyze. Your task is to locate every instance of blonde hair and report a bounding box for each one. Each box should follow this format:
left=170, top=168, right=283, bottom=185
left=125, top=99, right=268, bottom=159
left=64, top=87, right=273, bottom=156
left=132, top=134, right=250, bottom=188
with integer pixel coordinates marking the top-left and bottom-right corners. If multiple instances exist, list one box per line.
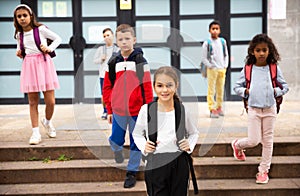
left=116, top=24, right=135, bottom=37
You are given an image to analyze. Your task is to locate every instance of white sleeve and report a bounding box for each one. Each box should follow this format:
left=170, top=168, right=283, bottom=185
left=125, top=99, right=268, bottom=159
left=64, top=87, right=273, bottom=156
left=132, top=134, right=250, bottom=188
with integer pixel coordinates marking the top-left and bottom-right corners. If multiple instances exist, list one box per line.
left=132, top=104, right=148, bottom=155
left=39, top=25, right=62, bottom=52
left=93, top=46, right=104, bottom=64
left=185, top=109, right=199, bottom=154
left=16, top=33, right=20, bottom=51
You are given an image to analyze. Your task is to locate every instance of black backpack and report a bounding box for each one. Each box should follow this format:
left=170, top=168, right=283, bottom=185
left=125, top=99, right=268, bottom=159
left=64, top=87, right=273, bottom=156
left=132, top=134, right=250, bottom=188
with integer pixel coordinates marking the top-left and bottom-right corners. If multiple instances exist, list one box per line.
left=147, top=99, right=199, bottom=195
left=108, top=53, right=146, bottom=104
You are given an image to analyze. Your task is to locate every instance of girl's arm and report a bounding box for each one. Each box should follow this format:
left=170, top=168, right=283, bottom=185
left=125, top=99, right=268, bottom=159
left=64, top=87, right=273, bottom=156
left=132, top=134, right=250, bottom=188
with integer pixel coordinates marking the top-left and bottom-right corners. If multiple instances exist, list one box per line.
left=233, top=68, right=248, bottom=98
left=183, top=110, right=199, bottom=154
left=15, top=33, right=22, bottom=58
left=132, top=104, right=148, bottom=155
left=275, top=66, right=289, bottom=97
left=39, top=25, right=62, bottom=52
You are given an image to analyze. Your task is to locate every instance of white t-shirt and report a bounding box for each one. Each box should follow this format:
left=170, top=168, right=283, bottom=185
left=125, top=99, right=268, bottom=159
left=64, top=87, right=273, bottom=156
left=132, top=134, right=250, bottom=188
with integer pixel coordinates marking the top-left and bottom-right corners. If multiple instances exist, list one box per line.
left=93, top=45, right=119, bottom=78
left=16, top=25, right=61, bottom=55
left=132, top=104, right=199, bottom=155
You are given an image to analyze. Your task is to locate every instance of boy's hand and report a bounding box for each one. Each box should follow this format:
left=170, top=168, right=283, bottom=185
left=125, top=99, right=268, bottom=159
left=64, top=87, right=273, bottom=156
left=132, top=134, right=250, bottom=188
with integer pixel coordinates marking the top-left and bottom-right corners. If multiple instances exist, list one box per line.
left=178, top=139, right=190, bottom=152
left=107, top=114, right=113, bottom=124
left=16, top=50, right=23, bottom=58
left=245, top=88, right=249, bottom=95
left=144, top=140, right=157, bottom=154
left=40, top=44, right=51, bottom=53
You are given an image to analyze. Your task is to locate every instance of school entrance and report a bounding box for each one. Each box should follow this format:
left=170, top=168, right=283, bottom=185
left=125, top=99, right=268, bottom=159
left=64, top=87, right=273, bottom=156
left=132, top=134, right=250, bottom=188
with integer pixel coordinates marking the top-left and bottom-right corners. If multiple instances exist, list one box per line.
left=0, top=0, right=267, bottom=104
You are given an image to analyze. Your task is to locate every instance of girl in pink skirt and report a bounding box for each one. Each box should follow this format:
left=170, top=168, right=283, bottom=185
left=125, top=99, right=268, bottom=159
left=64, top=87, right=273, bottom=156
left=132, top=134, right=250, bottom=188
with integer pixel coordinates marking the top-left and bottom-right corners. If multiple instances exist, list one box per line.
left=13, top=4, right=62, bottom=145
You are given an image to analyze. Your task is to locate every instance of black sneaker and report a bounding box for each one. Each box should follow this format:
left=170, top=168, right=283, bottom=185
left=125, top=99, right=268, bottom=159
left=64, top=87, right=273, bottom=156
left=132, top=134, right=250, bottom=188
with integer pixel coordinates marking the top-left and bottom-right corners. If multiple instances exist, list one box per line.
left=124, top=172, right=136, bottom=188
left=114, top=151, right=124, bottom=163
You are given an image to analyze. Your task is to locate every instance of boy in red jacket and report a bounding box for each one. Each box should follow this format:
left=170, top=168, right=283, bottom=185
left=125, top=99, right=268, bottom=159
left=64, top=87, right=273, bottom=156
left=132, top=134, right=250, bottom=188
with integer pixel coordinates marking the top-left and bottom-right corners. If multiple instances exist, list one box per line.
left=103, top=24, right=153, bottom=188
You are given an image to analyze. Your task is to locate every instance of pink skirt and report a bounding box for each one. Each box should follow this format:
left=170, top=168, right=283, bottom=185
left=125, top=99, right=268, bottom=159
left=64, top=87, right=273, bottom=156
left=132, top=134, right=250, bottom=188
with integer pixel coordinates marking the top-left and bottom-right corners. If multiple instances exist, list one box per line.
left=20, top=53, right=60, bottom=93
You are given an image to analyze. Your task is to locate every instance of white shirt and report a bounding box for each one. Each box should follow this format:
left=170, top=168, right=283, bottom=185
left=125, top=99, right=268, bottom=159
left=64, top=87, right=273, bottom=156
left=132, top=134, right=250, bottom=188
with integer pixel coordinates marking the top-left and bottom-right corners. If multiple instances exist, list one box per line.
left=132, top=104, right=199, bottom=156
left=201, top=37, right=229, bottom=69
left=93, top=45, right=119, bottom=78
left=16, top=25, right=61, bottom=54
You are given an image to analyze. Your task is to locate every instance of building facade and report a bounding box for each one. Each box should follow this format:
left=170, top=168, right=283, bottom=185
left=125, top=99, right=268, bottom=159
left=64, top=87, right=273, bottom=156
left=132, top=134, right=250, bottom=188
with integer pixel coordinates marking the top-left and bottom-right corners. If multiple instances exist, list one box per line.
left=1, top=0, right=297, bottom=104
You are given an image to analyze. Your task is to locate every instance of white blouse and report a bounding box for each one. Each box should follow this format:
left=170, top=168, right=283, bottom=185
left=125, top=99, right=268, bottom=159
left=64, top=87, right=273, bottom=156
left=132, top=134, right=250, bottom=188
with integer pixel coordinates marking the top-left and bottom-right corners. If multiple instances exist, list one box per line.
left=16, top=25, right=62, bottom=54
left=132, top=104, right=199, bottom=156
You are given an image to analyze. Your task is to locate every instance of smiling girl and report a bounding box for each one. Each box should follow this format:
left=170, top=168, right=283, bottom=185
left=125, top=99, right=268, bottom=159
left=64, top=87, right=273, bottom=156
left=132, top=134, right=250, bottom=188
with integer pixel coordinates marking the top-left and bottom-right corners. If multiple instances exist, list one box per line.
left=133, top=66, right=199, bottom=196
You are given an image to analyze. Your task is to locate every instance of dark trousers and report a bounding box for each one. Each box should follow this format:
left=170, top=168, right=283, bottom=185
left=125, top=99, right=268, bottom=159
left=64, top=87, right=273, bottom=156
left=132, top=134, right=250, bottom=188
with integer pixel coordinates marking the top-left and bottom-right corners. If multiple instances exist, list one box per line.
left=145, top=152, right=189, bottom=196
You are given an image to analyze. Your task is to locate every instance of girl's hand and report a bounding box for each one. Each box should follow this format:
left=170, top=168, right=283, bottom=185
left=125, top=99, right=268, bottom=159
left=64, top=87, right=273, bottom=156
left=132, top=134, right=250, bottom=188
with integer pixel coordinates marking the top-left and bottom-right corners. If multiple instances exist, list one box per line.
left=40, top=44, right=51, bottom=53
left=178, top=139, right=190, bottom=152
left=144, top=140, right=157, bottom=154
left=16, top=50, right=23, bottom=58
left=107, top=114, right=113, bottom=124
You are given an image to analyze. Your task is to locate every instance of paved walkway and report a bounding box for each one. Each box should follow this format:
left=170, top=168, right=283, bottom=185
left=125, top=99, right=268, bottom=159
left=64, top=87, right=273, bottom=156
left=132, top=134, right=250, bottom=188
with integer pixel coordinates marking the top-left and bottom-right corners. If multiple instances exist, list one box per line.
left=0, top=101, right=299, bottom=145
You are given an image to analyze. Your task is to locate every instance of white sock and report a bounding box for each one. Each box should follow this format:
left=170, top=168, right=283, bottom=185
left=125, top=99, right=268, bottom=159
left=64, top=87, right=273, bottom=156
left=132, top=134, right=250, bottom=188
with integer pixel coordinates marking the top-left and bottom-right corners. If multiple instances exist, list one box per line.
left=32, top=127, right=40, bottom=135
left=44, top=118, right=51, bottom=125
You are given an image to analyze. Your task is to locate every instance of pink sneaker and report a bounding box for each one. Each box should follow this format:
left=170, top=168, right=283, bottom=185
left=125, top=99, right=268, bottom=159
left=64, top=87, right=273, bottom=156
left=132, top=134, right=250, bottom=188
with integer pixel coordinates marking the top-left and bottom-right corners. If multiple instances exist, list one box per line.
left=231, top=139, right=246, bottom=161
left=256, top=172, right=269, bottom=184
left=216, top=107, right=224, bottom=116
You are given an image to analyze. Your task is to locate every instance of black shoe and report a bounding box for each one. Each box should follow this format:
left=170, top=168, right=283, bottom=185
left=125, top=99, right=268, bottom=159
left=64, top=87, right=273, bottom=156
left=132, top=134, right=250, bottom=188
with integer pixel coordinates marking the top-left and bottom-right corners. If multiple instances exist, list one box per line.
left=124, top=172, right=136, bottom=188
left=114, top=151, right=124, bottom=163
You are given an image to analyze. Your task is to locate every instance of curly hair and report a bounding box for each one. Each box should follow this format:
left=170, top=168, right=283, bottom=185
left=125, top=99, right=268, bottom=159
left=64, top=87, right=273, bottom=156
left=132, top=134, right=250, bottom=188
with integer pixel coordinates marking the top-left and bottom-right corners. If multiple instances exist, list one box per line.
left=245, top=34, right=280, bottom=65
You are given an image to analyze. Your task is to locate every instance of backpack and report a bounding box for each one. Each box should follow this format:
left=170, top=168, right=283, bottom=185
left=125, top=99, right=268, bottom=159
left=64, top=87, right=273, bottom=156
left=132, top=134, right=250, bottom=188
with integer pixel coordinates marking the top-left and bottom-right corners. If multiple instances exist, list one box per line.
left=147, top=100, right=199, bottom=195
left=243, top=63, right=283, bottom=114
left=200, top=37, right=226, bottom=78
left=20, top=26, right=56, bottom=59
left=108, top=53, right=146, bottom=104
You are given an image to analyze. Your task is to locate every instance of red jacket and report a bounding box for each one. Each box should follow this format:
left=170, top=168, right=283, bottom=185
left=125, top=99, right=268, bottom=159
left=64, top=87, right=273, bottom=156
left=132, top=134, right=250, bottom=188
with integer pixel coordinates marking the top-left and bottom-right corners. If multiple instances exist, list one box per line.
left=103, top=48, right=153, bottom=116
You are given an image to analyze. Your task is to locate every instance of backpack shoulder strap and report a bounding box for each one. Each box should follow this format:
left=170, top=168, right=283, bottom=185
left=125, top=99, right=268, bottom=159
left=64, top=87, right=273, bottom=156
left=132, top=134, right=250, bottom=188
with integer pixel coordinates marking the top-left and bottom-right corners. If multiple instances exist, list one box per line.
left=19, top=31, right=26, bottom=58
left=174, top=99, right=186, bottom=144
left=33, top=27, right=42, bottom=52
left=147, top=101, right=158, bottom=145
left=244, top=64, right=253, bottom=89
left=206, top=39, right=212, bottom=55
left=135, top=53, right=146, bottom=104
left=269, top=63, right=283, bottom=89
left=108, top=53, right=118, bottom=87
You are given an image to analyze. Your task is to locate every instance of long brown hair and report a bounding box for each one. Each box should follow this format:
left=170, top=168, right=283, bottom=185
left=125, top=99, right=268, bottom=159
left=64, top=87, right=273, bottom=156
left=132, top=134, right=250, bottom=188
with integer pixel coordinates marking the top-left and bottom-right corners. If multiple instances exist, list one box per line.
left=13, top=4, right=42, bottom=39
left=153, top=66, right=181, bottom=102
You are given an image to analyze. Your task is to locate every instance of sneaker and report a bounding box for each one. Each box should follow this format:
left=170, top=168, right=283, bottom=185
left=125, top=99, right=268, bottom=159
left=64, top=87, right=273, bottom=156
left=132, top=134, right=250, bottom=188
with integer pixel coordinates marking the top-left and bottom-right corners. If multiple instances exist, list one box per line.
left=41, top=118, right=56, bottom=138
left=256, top=172, right=269, bottom=184
left=210, top=109, right=219, bottom=118
left=101, top=112, right=107, bottom=120
left=114, top=151, right=124, bottom=163
left=231, top=139, right=246, bottom=161
left=29, top=134, right=41, bottom=145
left=124, top=172, right=136, bottom=188
left=216, top=107, right=224, bottom=116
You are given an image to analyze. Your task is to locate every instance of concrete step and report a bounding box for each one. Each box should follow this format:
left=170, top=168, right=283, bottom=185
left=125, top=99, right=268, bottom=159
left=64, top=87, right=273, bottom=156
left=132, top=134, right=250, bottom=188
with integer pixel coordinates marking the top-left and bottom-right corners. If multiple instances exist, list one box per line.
left=1, top=137, right=299, bottom=161
left=1, top=156, right=299, bottom=184
left=0, top=179, right=299, bottom=196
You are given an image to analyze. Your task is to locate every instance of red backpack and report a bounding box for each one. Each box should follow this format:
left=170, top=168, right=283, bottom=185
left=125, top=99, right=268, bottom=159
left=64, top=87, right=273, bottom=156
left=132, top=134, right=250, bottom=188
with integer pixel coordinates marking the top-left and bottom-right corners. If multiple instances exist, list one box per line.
left=19, top=26, right=56, bottom=60
left=243, top=63, right=283, bottom=113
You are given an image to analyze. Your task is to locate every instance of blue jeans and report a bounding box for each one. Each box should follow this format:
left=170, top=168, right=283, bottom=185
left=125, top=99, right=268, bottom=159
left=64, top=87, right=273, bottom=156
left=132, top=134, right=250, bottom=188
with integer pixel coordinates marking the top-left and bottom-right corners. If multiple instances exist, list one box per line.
left=100, top=78, right=107, bottom=113
left=109, top=113, right=141, bottom=173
